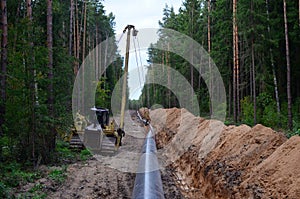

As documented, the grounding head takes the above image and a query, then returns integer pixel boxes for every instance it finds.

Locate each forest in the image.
[0,1,122,197]
[139,0,300,135]
[0,0,299,197]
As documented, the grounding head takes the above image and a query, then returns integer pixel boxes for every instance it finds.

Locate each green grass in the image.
[0,162,42,187]
[80,148,92,161]
[0,139,90,198]
[0,161,43,198]
[0,181,11,198]
[48,166,67,184]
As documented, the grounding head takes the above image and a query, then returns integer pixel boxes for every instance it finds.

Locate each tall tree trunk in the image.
[167,42,171,108]
[95,24,99,80]
[0,0,7,147]
[233,0,238,122]
[266,0,281,119]
[47,0,55,153]
[250,0,257,125]
[207,0,211,55]
[207,0,212,116]
[27,0,37,167]
[81,0,87,114]
[147,70,150,108]
[79,1,84,59]
[12,2,21,52]
[76,0,80,63]
[251,39,257,125]
[75,0,80,109]
[82,0,86,61]
[161,49,165,105]
[236,20,240,121]
[73,0,77,75]
[190,2,194,109]
[198,48,202,113]
[99,34,102,77]
[69,0,73,56]
[104,33,108,79]
[283,0,293,130]
[228,64,232,118]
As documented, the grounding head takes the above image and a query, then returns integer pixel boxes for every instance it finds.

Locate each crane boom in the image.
[120,25,136,130]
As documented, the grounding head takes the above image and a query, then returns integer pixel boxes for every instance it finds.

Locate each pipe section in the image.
[132,111,165,199]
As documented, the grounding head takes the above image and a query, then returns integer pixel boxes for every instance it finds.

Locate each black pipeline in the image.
[132,112,165,199]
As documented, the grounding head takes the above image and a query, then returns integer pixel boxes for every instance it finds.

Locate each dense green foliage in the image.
[0,0,299,196]
[0,1,124,195]
[0,0,121,166]
[0,139,91,198]
[139,0,300,132]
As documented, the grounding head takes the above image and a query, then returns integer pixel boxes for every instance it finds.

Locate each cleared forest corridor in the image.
[44,108,300,198]
[1,0,300,198]
[47,111,184,199]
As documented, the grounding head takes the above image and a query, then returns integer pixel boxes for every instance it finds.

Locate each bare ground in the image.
[46,111,184,198]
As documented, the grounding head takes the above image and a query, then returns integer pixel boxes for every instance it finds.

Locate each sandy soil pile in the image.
[151,108,300,199]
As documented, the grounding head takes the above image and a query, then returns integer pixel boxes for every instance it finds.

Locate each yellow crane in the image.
[82,25,137,154]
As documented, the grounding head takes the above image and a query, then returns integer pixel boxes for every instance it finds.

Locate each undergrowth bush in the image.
[240,93,284,129]
[49,166,67,184]
[0,162,41,188]
[241,96,254,126]
[0,139,86,198]
[80,148,92,161]
[0,181,11,198]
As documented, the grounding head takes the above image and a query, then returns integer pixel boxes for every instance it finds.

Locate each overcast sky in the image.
[103,0,183,34]
[102,0,183,100]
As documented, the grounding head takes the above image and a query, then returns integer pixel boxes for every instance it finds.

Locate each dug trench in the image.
[40,108,300,198]
[46,111,184,199]
[150,108,300,199]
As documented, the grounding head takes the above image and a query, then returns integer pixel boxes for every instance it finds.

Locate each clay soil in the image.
[150,108,300,199]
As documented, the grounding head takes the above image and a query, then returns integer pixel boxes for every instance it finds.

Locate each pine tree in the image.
[47,0,55,154]
[266,0,281,120]
[0,0,7,160]
[283,0,292,130]
[233,0,239,122]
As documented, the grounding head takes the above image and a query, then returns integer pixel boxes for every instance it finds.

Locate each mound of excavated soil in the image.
[150,108,299,199]
[239,135,300,199]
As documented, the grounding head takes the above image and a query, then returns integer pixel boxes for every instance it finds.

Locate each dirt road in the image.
[47,111,184,198]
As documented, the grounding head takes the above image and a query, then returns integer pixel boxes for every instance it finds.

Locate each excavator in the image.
[79,107,124,154]
[56,112,87,149]
[64,25,136,154]
[59,106,125,153]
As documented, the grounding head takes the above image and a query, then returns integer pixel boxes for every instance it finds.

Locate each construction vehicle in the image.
[66,25,136,154]
[69,112,87,149]
[83,25,135,154]
[95,107,125,149]
[56,112,87,149]
[58,108,124,153]
[83,107,125,155]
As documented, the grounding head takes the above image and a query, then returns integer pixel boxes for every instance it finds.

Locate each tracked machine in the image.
[63,107,124,154]
[83,107,125,155]
[56,112,87,150]
[69,25,137,154]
